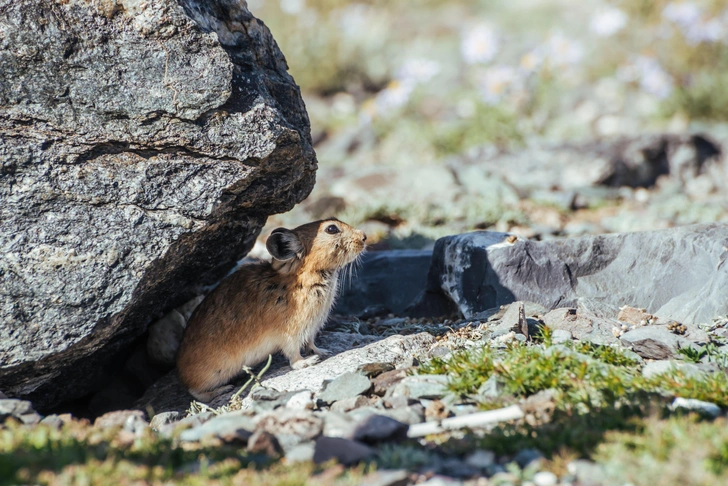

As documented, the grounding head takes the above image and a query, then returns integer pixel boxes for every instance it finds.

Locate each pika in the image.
[176,219,367,402]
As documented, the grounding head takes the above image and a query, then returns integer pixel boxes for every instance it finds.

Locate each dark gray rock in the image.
[0,398,42,424]
[318,372,372,405]
[463,134,722,193]
[513,448,545,469]
[408,224,728,326]
[0,0,317,410]
[178,413,255,443]
[620,326,698,360]
[313,437,374,465]
[335,250,432,315]
[353,414,408,444]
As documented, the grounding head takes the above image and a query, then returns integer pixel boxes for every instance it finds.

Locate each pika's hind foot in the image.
[309,343,332,358]
[290,354,321,370]
[189,384,234,403]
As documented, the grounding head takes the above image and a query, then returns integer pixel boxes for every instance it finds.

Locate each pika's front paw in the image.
[290,355,321,370]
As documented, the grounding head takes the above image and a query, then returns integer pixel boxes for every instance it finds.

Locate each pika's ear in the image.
[266,228,303,261]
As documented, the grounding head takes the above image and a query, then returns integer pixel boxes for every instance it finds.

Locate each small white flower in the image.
[461,24,500,64]
[619,56,674,99]
[279,0,305,15]
[477,65,518,104]
[519,50,544,73]
[397,58,441,84]
[544,32,584,66]
[662,2,702,28]
[375,79,416,112]
[590,7,628,37]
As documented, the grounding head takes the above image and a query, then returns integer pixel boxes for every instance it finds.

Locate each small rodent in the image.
[176,218,367,402]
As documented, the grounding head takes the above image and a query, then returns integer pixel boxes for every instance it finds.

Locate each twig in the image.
[407,405,524,438]
[231,354,273,402]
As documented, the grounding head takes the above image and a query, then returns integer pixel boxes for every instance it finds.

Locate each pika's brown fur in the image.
[176,219,367,402]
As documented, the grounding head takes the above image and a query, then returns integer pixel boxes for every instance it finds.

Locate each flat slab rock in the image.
[0,0,316,409]
[136,332,436,414]
[408,223,728,326]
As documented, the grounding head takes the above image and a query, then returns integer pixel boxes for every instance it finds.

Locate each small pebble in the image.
[533,471,559,486]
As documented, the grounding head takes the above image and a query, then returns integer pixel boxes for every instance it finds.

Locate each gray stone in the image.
[146,310,187,368]
[380,405,425,425]
[178,413,255,443]
[94,410,148,434]
[149,411,180,431]
[621,326,699,360]
[670,397,722,417]
[489,301,528,338]
[428,346,453,359]
[255,410,323,444]
[0,0,317,410]
[335,250,432,315]
[464,134,721,194]
[407,224,728,327]
[322,411,358,439]
[464,450,496,469]
[641,360,704,379]
[284,442,316,463]
[353,414,409,444]
[551,329,572,344]
[286,391,315,411]
[533,471,559,486]
[0,398,41,424]
[313,437,374,465]
[358,362,396,378]
[567,459,607,486]
[477,375,505,400]
[330,395,370,413]
[359,470,410,486]
[542,308,619,345]
[318,372,371,405]
[394,375,449,400]
[158,411,213,439]
[40,414,65,430]
[371,368,410,396]
[252,334,435,405]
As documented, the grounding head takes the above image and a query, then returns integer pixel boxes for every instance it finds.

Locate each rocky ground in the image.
[4,1,728,485]
[4,295,728,485]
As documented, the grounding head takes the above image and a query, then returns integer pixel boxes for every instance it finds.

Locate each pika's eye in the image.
[325,224,340,235]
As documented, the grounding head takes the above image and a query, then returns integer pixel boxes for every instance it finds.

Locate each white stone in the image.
[533,471,558,486]
[285,391,314,410]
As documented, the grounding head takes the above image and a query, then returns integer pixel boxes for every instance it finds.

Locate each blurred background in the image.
[249,0,728,250]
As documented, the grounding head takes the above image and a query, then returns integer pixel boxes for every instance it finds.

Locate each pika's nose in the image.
[362,233,367,242]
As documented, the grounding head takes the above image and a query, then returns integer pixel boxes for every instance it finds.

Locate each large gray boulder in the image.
[408,224,728,325]
[0,0,316,409]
